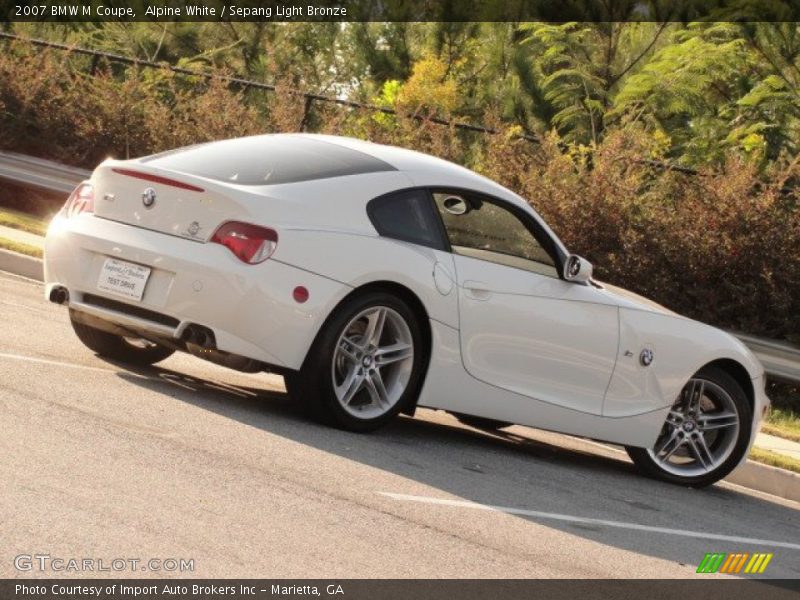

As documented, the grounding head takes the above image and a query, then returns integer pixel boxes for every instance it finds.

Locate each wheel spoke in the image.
[665,409,684,427]
[336,338,359,365]
[336,367,364,406]
[364,369,389,409]
[361,308,387,349]
[700,411,738,430]
[699,411,738,431]
[688,434,714,471]
[655,429,684,461]
[374,342,413,366]
[685,379,705,415]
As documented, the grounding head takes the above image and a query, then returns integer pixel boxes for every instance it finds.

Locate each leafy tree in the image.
[4,19,800,171]
[520,21,671,145]
[614,22,800,165]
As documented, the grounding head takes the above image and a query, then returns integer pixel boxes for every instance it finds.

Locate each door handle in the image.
[463,281,492,301]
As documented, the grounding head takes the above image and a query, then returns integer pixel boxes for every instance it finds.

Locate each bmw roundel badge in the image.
[142,187,157,209]
[640,348,654,367]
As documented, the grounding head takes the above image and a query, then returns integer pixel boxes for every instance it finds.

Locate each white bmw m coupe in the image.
[44,133,769,486]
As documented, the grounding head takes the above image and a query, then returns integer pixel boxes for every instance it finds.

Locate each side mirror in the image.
[563,254,593,283]
[442,195,470,215]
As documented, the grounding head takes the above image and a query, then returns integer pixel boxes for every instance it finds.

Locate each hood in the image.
[596,281,679,316]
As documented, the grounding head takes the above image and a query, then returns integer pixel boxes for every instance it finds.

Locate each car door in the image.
[431,190,619,415]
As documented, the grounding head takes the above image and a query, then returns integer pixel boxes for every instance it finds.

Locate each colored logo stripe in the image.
[697,553,726,573]
[697,553,774,574]
[744,553,774,574]
[720,553,749,574]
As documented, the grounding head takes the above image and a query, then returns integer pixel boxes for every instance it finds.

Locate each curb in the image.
[0,247,43,281]
[0,250,798,504]
[726,459,800,502]
[571,436,800,503]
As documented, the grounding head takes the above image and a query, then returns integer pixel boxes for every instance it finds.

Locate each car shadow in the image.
[110,360,800,580]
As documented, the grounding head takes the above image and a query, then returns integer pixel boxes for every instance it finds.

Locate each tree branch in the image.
[608,21,669,88]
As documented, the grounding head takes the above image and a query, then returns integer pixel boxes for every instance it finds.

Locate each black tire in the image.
[283,372,301,399]
[454,414,512,431]
[70,317,175,366]
[291,291,426,432]
[626,366,752,488]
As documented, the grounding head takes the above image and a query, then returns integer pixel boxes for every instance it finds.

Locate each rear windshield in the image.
[141,135,396,186]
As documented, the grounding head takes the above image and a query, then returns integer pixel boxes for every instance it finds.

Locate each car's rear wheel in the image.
[291,292,424,432]
[626,366,751,487]
[70,316,175,366]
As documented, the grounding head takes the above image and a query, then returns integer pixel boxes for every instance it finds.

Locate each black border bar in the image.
[2,0,800,23]
[3,580,800,600]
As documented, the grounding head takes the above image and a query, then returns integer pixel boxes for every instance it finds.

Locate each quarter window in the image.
[368,189,446,250]
[433,191,558,278]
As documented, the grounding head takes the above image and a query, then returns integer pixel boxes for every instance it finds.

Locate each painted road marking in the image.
[379,492,800,551]
[0,352,274,396]
[0,352,115,373]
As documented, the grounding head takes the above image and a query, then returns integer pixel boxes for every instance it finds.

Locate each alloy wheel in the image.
[331,306,414,419]
[647,377,741,477]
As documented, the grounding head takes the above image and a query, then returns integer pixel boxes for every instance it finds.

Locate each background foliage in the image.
[0,21,798,355]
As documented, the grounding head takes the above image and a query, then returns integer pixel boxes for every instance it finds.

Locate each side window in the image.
[433,191,558,278]
[368,189,445,250]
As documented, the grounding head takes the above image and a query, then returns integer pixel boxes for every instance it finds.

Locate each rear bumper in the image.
[44,214,351,370]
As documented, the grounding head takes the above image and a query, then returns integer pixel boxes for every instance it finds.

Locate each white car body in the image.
[44,133,769,455]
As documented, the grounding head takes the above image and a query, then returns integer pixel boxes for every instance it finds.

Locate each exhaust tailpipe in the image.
[181,324,215,348]
[49,286,69,305]
[180,323,262,373]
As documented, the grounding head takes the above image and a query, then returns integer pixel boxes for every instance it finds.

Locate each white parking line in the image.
[379,492,800,551]
[0,298,45,310]
[0,352,114,373]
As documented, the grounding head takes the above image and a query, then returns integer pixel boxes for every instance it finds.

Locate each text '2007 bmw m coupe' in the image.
[44,134,769,487]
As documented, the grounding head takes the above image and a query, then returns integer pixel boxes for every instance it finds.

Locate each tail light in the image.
[210,221,278,264]
[62,183,94,218]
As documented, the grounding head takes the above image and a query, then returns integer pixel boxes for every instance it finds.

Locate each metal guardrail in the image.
[0,150,89,194]
[733,333,800,385]
[0,150,798,384]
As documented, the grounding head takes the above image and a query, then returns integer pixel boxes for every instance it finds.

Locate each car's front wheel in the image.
[70,314,175,366]
[626,366,752,487]
[290,292,425,432]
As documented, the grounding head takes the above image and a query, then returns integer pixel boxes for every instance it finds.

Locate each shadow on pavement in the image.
[111,361,800,580]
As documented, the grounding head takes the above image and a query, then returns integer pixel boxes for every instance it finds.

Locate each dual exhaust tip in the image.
[48,287,215,350]
[181,324,216,349]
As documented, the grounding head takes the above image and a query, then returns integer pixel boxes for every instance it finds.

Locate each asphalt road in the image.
[1,271,799,579]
